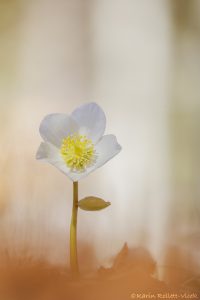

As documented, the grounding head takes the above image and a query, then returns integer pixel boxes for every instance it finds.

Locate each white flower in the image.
[36,102,121,181]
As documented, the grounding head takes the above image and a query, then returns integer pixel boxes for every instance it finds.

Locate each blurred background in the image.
[0,0,200,284]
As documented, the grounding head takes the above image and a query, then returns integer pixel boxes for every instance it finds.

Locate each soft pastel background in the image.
[0,0,200,284]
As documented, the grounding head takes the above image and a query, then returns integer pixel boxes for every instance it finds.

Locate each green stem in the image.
[70,181,79,276]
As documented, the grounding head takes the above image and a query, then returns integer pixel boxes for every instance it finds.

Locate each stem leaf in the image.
[78,196,111,211]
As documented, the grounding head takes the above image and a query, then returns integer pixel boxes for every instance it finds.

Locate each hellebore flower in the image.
[36,102,121,181]
[36,102,121,276]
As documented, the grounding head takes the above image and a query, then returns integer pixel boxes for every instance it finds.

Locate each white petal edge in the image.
[71,102,106,144]
[36,142,83,181]
[39,114,78,148]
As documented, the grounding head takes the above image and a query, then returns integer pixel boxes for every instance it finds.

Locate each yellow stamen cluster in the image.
[60,134,95,171]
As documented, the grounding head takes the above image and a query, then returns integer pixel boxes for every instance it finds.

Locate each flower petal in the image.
[71,102,106,144]
[95,134,122,168]
[36,142,85,182]
[39,114,78,147]
[69,134,122,181]
[36,135,121,182]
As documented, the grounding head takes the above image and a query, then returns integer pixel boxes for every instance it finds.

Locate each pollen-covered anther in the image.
[60,134,95,171]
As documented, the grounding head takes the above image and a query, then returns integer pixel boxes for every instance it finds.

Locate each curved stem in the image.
[70,181,79,276]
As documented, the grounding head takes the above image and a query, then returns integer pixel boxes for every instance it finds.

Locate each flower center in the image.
[60,134,95,171]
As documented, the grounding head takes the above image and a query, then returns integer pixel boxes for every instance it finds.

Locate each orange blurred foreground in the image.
[0,243,199,300]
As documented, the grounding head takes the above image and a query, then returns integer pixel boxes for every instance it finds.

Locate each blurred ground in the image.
[0,243,199,300]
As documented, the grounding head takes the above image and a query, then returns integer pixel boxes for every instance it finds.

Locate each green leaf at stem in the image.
[78,196,111,211]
